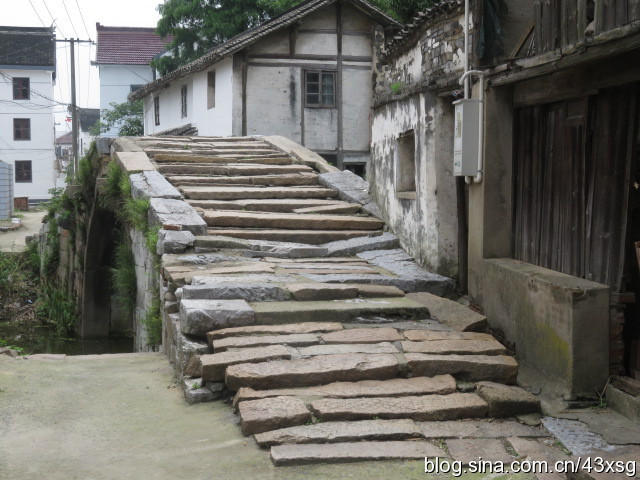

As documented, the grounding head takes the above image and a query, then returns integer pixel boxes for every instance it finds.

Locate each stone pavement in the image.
[0,210,45,252]
[110,135,640,474]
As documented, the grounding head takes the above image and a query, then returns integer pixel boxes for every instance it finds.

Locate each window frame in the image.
[15,160,32,183]
[207,70,216,110]
[13,77,30,100]
[304,70,337,109]
[130,84,143,94]
[13,118,31,141]
[154,97,160,126]
[180,85,188,118]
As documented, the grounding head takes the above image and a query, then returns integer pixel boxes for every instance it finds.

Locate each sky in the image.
[3,0,162,136]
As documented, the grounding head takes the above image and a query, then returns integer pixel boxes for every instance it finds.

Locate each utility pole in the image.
[56,38,93,176]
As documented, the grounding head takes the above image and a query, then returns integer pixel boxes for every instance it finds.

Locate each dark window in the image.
[154,97,160,126]
[130,84,143,93]
[15,161,32,183]
[305,70,336,108]
[13,78,30,100]
[345,163,367,179]
[181,85,188,118]
[13,118,31,140]
[320,153,338,166]
[207,71,216,109]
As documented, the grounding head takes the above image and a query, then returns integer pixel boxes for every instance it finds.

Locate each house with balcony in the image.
[0,26,57,202]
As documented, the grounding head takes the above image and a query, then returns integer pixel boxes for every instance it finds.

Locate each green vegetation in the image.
[90,100,144,137]
[112,238,137,316]
[36,284,76,337]
[142,293,163,350]
[390,82,404,95]
[153,0,434,75]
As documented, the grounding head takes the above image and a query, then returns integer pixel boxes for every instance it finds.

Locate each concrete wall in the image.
[0,68,57,200]
[99,65,154,137]
[143,57,234,137]
[0,160,12,220]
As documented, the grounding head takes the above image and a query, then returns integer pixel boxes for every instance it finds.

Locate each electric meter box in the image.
[453,99,481,176]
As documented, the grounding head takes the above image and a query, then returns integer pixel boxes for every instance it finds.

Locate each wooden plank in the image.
[534,0,544,53]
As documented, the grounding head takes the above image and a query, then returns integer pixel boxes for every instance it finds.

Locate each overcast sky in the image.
[4,0,162,136]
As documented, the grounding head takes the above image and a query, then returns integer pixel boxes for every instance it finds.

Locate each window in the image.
[305,70,336,108]
[130,84,143,93]
[154,97,160,126]
[207,71,216,109]
[396,129,416,196]
[13,78,30,100]
[13,119,31,140]
[15,161,32,183]
[320,153,338,167]
[345,163,367,179]
[181,85,188,118]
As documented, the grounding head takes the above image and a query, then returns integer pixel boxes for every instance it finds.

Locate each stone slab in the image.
[406,292,488,332]
[293,204,362,214]
[157,230,195,255]
[130,170,182,200]
[418,420,551,439]
[250,298,429,324]
[506,437,568,480]
[446,438,515,465]
[181,284,286,302]
[225,353,400,391]
[191,274,301,286]
[318,170,372,205]
[149,198,207,235]
[212,333,320,352]
[406,353,519,384]
[255,419,421,447]
[206,322,343,342]
[285,283,359,301]
[322,232,400,256]
[184,387,216,405]
[297,343,399,357]
[181,186,338,200]
[309,393,488,422]
[179,299,255,337]
[321,327,403,344]
[204,211,384,231]
[270,440,447,466]
[238,396,312,436]
[403,330,495,342]
[477,382,541,417]
[233,376,458,407]
[355,284,406,298]
[541,417,615,455]
[207,228,379,245]
[200,345,294,382]
[401,339,507,355]
[114,150,155,173]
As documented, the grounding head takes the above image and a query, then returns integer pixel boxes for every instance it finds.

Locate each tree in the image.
[90,100,144,137]
[152,0,432,76]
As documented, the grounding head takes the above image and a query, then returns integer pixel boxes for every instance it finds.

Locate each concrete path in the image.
[0,211,45,252]
[0,353,528,480]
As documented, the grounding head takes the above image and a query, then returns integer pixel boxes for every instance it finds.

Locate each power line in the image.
[60,0,80,38]
[27,0,47,28]
[73,0,92,39]
[40,0,67,38]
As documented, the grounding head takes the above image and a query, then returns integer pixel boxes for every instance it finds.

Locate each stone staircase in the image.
[137,135,554,467]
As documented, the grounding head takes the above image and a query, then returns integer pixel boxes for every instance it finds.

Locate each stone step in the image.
[158,163,313,176]
[297,343,400,357]
[203,211,384,231]
[199,345,295,381]
[405,353,519,384]
[400,339,507,355]
[238,396,312,436]
[225,353,401,391]
[206,322,343,342]
[212,333,320,352]
[249,297,430,324]
[320,327,404,344]
[282,283,405,301]
[182,186,338,200]
[293,204,362,215]
[309,393,488,422]
[164,263,276,287]
[418,419,550,439]
[233,376,458,407]
[255,419,422,447]
[186,198,355,213]
[147,148,282,157]
[403,330,496,342]
[206,228,382,245]
[167,173,319,187]
[269,441,447,466]
[154,154,294,165]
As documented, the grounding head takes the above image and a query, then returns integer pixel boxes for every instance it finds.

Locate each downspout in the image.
[461,0,486,184]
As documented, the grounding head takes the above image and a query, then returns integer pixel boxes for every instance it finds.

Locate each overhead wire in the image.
[60,0,80,38]
[40,0,67,38]
[27,0,48,28]
[73,0,92,39]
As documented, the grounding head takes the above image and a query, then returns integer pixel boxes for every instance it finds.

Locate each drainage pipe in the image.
[459,70,485,184]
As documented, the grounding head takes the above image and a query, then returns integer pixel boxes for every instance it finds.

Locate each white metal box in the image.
[453,99,481,176]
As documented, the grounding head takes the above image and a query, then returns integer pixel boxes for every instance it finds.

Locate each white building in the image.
[131,0,399,174]
[94,24,170,137]
[0,26,57,201]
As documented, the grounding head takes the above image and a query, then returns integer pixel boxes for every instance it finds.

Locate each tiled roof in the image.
[95,23,172,65]
[78,108,100,132]
[0,26,55,67]
[130,0,399,101]
[56,131,73,144]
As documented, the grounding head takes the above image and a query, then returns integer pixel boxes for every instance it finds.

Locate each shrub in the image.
[36,283,76,337]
